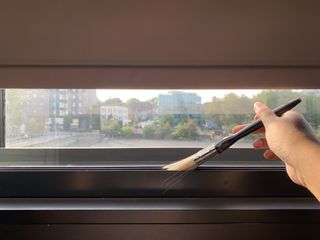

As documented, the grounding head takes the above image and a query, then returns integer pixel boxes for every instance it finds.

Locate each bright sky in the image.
[96,89,262,103]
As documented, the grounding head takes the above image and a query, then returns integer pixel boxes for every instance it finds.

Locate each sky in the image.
[96,89,262,104]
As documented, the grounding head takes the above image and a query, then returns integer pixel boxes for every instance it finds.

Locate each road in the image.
[7,133,253,148]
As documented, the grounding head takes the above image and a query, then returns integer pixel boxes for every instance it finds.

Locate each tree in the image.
[172,119,199,140]
[148,97,158,105]
[142,125,156,139]
[202,94,254,131]
[120,125,134,138]
[127,98,157,122]
[102,120,122,137]
[185,119,199,139]
[304,93,320,129]
[103,98,123,106]
[127,98,140,107]
[253,90,302,109]
[172,122,188,139]
[6,89,28,137]
[155,122,172,139]
[159,114,175,127]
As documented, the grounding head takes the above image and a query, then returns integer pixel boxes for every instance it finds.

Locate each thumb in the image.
[254,102,277,126]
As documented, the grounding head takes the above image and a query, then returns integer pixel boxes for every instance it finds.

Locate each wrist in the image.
[295,139,320,200]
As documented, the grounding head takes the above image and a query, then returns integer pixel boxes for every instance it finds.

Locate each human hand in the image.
[232,102,320,188]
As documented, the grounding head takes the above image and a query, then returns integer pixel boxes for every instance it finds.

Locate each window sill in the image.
[0,197,319,224]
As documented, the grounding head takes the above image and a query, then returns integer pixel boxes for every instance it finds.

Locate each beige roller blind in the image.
[0,66,320,89]
[1,0,320,88]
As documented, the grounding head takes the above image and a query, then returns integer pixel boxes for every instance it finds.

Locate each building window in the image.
[4,89,315,150]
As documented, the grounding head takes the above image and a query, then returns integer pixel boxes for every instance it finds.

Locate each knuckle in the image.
[257,107,271,118]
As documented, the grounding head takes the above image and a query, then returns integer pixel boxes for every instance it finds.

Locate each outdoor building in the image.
[22,89,99,133]
[48,89,99,131]
[25,89,50,118]
[158,91,202,118]
[100,106,129,126]
[127,101,158,122]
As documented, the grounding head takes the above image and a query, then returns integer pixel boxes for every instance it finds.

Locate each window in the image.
[1,93,316,199]
[59,102,66,108]
[0,68,317,193]
[5,89,314,149]
[0,86,315,177]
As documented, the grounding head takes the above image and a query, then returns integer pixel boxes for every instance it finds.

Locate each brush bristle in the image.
[162,156,197,171]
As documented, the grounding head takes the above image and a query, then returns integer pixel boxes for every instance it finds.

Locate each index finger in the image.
[232,124,266,134]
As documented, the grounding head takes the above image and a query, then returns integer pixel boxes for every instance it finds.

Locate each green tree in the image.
[253,90,302,109]
[159,114,175,127]
[172,119,199,139]
[142,125,156,139]
[120,125,134,138]
[304,93,320,129]
[202,94,254,131]
[148,97,158,105]
[185,119,199,139]
[127,98,158,122]
[104,98,123,106]
[127,98,140,105]
[155,122,172,139]
[102,120,122,137]
[172,122,188,139]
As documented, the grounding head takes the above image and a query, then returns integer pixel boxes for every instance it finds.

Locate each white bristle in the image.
[162,155,197,171]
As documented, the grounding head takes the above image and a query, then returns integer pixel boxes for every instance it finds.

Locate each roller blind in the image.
[1,0,320,88]
[1,66,320,89]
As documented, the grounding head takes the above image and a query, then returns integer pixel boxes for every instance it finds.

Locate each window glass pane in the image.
[5,89,313,149]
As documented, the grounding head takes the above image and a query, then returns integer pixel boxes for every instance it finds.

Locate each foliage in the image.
[120,125,134,138]
[185,119,199,138]
[126,98,157,122]
[172,119,199,139]
[202,93,254,130]
[142,124,156,139]
[155,122,172,139]
[102,120,122,137]
[159,114,175,127]
[252,90,301,109]
[303,93,320,129]
[103,98,123,106]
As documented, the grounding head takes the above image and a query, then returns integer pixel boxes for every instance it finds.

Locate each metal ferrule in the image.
[193,144,218,166]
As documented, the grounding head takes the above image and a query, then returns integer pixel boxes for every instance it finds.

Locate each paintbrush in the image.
[163,97,302,171]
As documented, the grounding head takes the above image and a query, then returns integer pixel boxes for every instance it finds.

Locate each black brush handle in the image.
[214,97,302,153]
